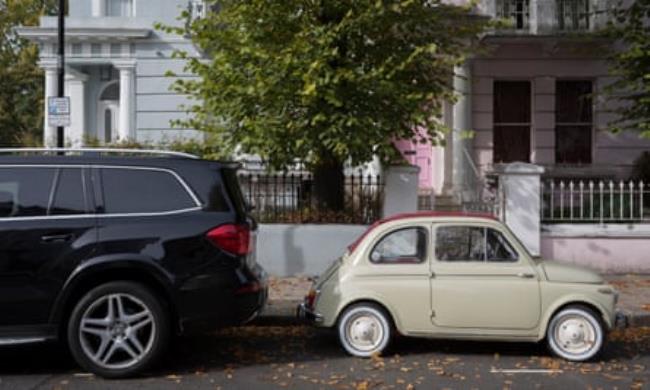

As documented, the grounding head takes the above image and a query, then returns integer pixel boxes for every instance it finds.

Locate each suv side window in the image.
[370,227,427,264]
[50,168,87,215]
[436,226,518,262]
[0,167,55,218]
[100,168,197,214]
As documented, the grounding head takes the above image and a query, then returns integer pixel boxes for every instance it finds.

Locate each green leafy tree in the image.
[164,0,488,210]
[605,0,650,138]
[0,0,58,146]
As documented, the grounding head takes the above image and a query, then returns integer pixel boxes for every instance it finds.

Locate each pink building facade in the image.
[399,0,650,272]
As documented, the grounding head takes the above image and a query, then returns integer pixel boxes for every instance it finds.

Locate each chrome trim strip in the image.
[0,147,199,159]
[0,164,204,219]
[0,337,47,346]
[0,207,202,222]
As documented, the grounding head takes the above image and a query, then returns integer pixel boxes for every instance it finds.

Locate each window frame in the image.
[104,0,135,17]
[496,0,531,30]
[493,80,533,164]
[555,79,594,164]
[368,226,429,265]
[556,0,591,31]
[432,223,521,264]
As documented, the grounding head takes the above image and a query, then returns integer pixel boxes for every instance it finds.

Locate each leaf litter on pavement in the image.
[158,325,650,389]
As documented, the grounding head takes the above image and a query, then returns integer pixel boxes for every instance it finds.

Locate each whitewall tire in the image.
[546,305,604,362]
[337,303,392,358]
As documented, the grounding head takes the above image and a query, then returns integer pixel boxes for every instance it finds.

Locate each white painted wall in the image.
[256,224,368,277]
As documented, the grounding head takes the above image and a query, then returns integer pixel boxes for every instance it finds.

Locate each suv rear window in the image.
[0,167,55,218]
[100,168,197,214]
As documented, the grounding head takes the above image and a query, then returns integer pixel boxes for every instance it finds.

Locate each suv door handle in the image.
[517,272,536,279]
[41,233,74,243]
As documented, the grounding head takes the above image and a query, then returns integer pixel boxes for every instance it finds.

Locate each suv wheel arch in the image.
[51,261,177,339]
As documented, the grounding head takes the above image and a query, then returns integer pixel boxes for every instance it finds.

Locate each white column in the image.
[64,71,88,147]
[116,64,135,141]
[43,66,58,148]
[451,62,473,199]
[92,0,104,17]
[442,100,454,194]
[496,163,545,256]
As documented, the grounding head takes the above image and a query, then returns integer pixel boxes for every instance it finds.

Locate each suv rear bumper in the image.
[177,264,268,333]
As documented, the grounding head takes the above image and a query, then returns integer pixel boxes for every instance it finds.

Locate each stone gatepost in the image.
[382,165,420,218]
[495,163,545,256]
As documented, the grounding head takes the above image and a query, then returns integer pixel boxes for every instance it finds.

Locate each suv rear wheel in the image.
[67,281,170,378]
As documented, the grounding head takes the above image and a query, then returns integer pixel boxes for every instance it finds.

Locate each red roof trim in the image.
[347,211,497,253]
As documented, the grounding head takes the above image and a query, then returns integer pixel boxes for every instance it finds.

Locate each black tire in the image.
[67,281,170,378]
[337,303,393,358]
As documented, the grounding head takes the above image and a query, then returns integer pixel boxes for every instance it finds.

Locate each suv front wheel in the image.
[67,281,170,378]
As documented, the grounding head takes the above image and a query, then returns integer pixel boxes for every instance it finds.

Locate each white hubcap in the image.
[346,314,384,352]
[554,315,596,355]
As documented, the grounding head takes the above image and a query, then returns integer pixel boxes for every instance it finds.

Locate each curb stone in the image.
[628,311,650,328]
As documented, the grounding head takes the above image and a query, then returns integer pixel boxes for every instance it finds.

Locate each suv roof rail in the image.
[0,148,200,159]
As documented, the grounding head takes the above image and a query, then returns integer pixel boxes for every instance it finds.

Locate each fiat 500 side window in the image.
[435,226,518,262]
[369,227,427,264]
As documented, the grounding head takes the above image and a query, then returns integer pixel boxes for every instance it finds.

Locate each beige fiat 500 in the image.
[299,212,622,362]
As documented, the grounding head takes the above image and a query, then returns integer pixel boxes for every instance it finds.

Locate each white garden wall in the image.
[256,224,368,277]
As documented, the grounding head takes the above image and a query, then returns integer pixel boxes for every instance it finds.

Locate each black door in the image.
[0,166,97,326]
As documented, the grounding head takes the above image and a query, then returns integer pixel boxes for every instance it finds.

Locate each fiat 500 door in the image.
[429,223,541,331]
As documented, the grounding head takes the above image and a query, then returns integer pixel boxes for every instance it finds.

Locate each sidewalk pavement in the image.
[258,274,650,327]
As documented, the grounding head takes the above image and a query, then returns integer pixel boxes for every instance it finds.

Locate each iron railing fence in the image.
[238,172,384,224]
[542,179,650,224]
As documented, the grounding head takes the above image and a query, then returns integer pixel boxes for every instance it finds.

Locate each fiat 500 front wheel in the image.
[337,303,393,358]
[546,305,605,362]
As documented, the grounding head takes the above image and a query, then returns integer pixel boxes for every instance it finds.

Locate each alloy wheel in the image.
[78,293,156,370]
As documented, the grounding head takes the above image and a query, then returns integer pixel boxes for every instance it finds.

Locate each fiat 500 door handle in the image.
[517,272,536,279]
[41,233,75,243]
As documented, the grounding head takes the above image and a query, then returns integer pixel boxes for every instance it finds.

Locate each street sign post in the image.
[48,97,71,128]
[57,0,65,148]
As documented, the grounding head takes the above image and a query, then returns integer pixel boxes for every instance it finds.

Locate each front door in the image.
[98,101,119,143]
[0,166,96,326]
[430,223,541,331]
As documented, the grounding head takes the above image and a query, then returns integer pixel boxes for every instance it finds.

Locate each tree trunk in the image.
[312,153,345,212]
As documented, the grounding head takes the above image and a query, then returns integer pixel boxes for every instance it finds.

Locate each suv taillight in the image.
[206,224,251,256]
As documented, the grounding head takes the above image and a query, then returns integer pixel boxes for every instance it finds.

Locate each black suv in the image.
[0,148,267,378]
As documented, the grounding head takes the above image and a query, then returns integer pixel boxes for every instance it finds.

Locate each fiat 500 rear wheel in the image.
[67,281,170,378]
[338,303,392,357]
[546,305,604,362]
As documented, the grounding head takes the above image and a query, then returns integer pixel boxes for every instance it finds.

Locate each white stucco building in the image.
[17,0,207,147]
[16,0,650,193]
